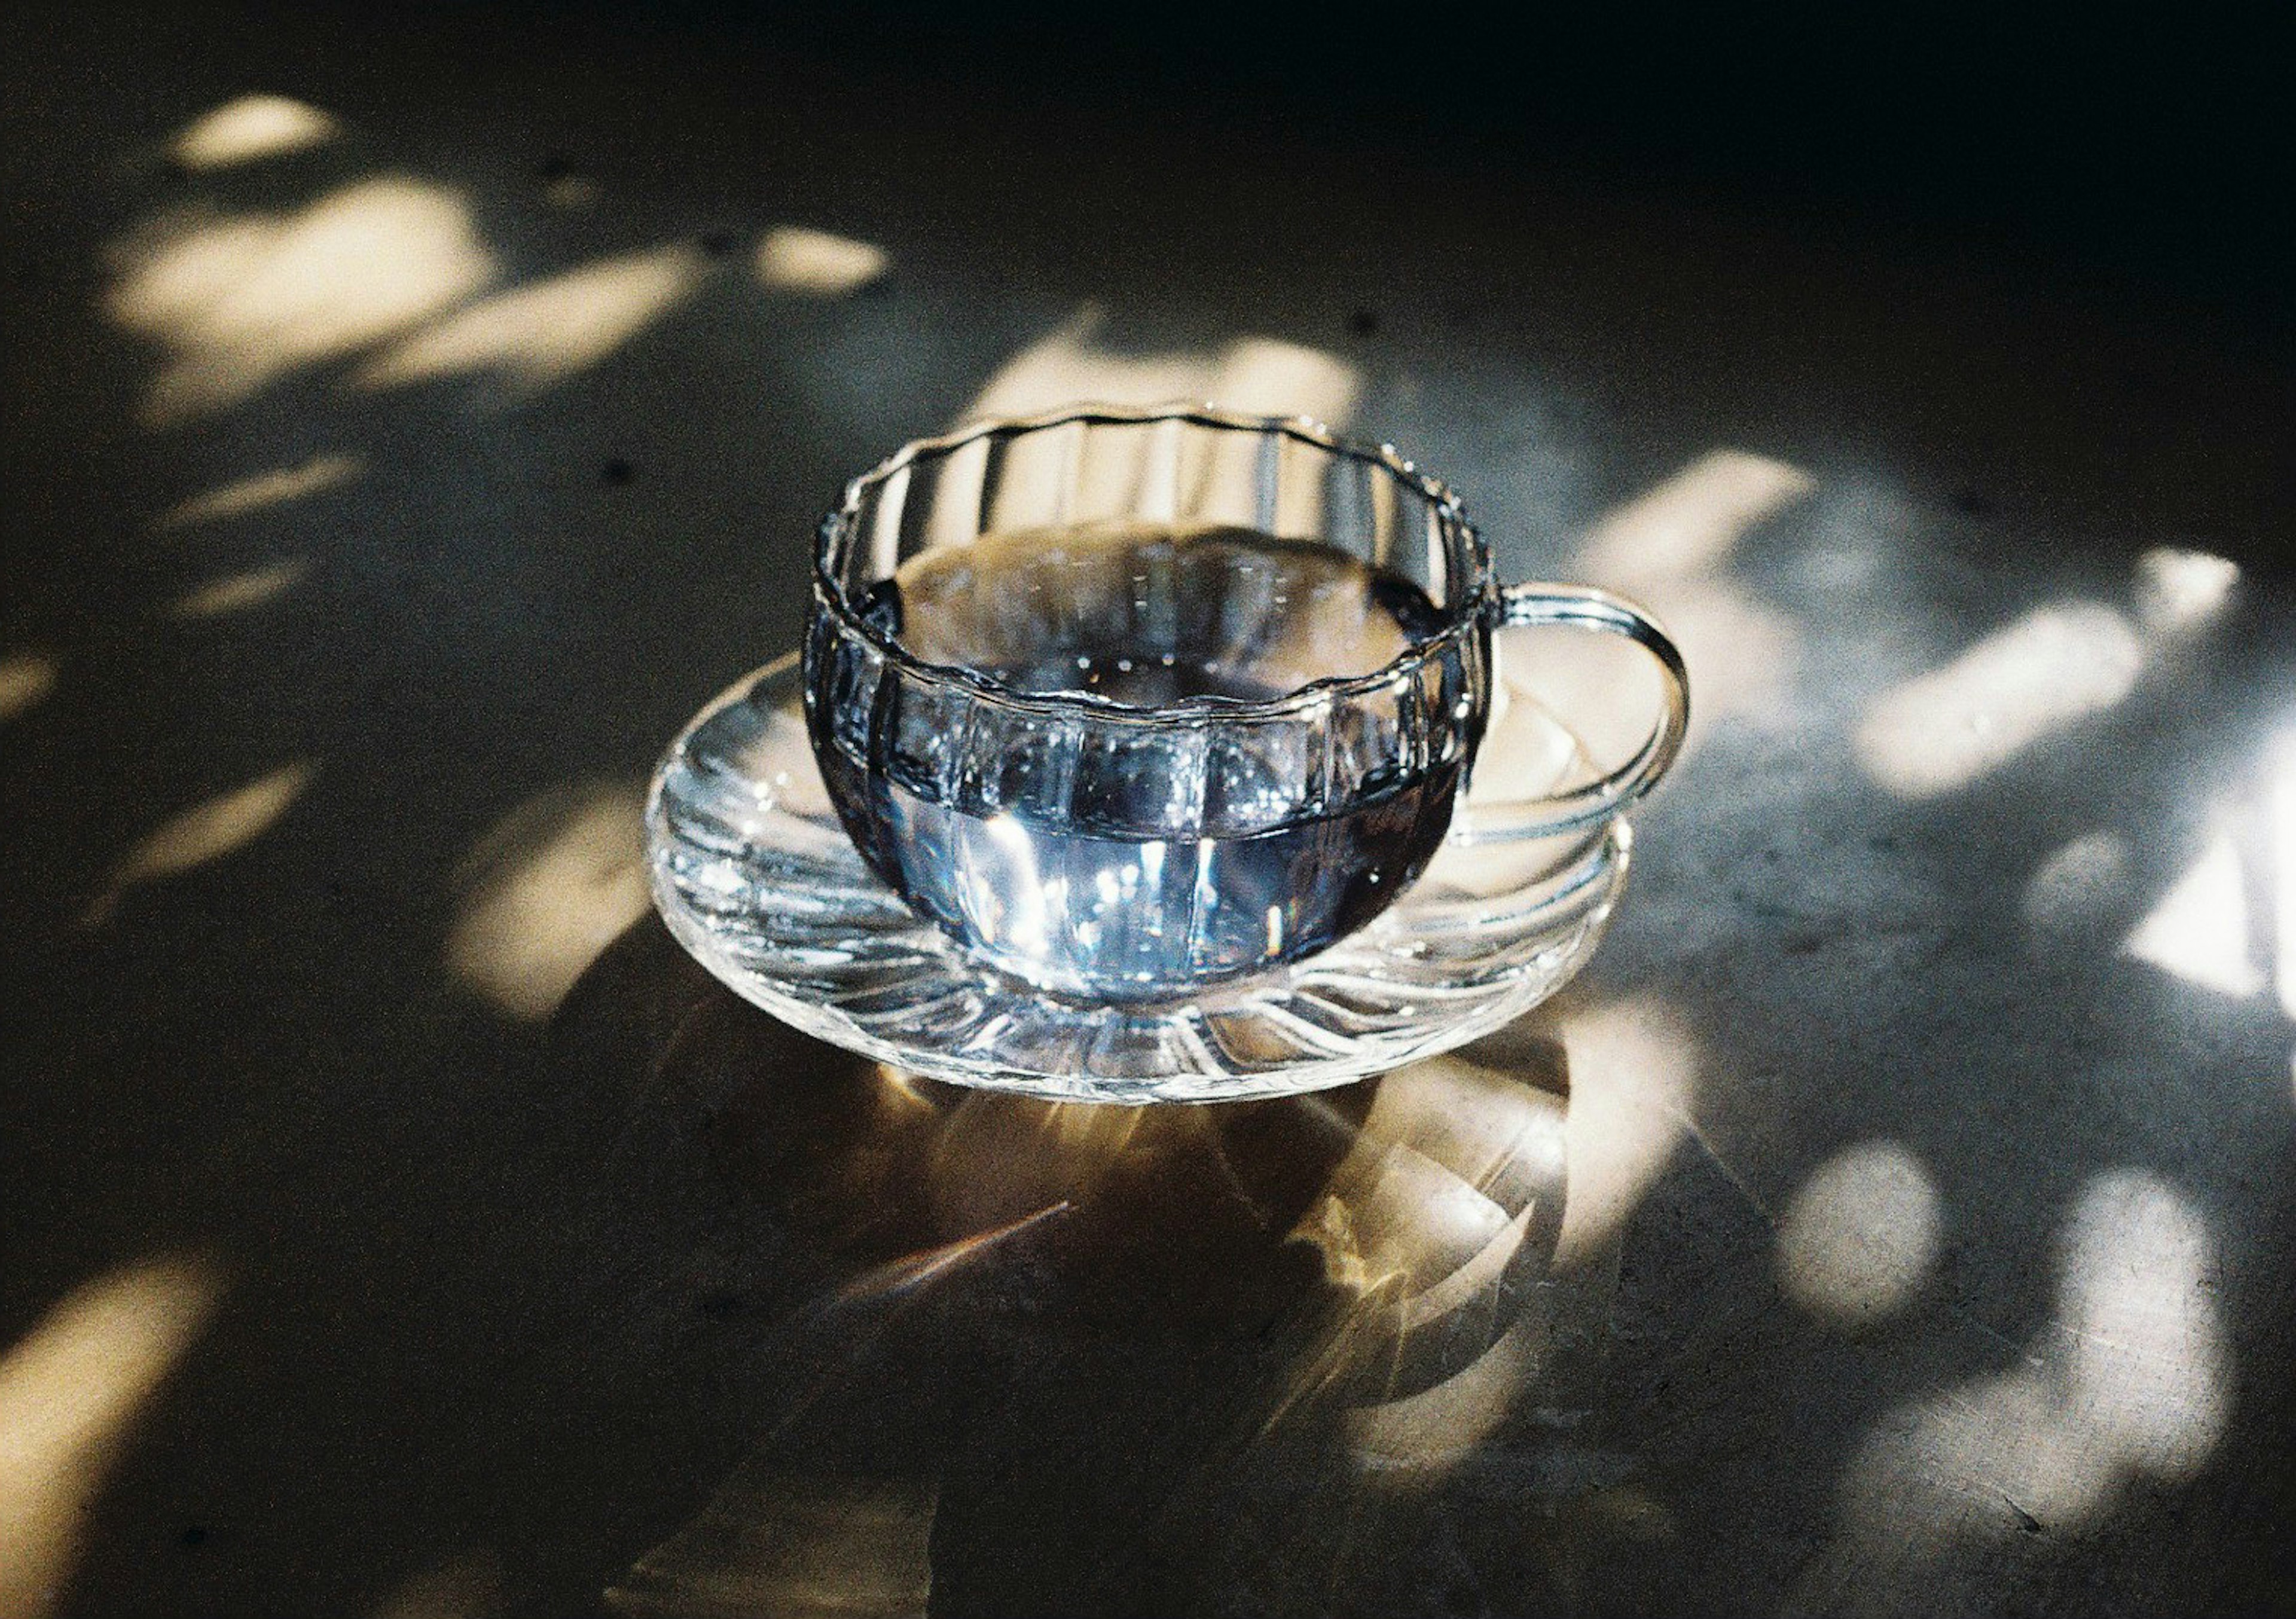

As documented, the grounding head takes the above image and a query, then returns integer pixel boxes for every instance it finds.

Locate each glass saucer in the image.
[647,655,1629,1102]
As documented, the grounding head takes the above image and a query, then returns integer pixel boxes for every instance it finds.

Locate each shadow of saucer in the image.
[544,915,1599,1618]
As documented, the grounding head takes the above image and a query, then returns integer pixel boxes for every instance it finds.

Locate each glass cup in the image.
[802,404,1687,1001]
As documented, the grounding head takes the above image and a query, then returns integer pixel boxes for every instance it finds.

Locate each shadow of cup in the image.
[558,917,1583,1615]
[560,912,1576,1385]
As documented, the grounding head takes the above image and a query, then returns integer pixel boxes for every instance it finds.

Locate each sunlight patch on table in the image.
[1554,998,1696,1269]
[755,226,890,296]
[157,453,363,530]
[2020,830,2133,937]
[609,1468,935,1619]
[1569,451,1813,725]
[447,783,650,1022]
[170,94,339,170]
[2271,735,2296,1022]
[2057,1170,2227,1479]
[0,655,58,724]
[1775,1140,1940,1327]
[1208,337,1361,426]
[107,177,494,422]
[88,761,317,924]
[166,558,309,619]
[1824,1169,2223,1582]
[359,245,701,390]
[2135,546,2239,637]
[1577,450,1815,581]
[0,1257,225,1619]
[964,304,1359,428]
[2121,828,2264,999]
[1856,603,2143,798]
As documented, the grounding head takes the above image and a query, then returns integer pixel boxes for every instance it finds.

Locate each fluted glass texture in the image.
[802,407,1493,998]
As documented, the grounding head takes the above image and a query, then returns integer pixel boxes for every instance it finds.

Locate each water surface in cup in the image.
[869,521,1446,701]
[819,521,1468,997]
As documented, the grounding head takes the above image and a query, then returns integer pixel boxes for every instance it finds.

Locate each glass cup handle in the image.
[1449,582,1692,844]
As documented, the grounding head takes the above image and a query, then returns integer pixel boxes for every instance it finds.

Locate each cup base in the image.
[649,655,1629,1103]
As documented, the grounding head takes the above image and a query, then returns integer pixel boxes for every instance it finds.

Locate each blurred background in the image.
[3,4,2292,1616]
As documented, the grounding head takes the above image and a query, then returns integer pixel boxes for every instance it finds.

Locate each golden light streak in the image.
[358,245,701,390]
[87,762,317,925]
[445,784,650,1022]
[169,95,338,170]
[828,1202,1071,1309]
[107,177,494,421]
[157,453,362,530]
[754,227,890,296]
[0,1257,225,1619]
[165,558,309,619]
[0,655,58,723]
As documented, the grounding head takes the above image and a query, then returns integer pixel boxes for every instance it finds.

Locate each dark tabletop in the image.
[3,7,2293,1616]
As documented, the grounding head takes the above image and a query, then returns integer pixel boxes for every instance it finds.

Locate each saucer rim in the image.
[646,654,1629,1103]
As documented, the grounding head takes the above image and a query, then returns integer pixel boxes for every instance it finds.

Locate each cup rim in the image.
[812,401,1493,725]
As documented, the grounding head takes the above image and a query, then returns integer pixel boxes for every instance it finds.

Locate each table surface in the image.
[5,10,2294,1617]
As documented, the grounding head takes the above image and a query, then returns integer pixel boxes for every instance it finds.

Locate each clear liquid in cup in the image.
[817,522,1468,997]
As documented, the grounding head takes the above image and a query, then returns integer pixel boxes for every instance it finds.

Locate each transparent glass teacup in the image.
[802,404,1687,1001]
